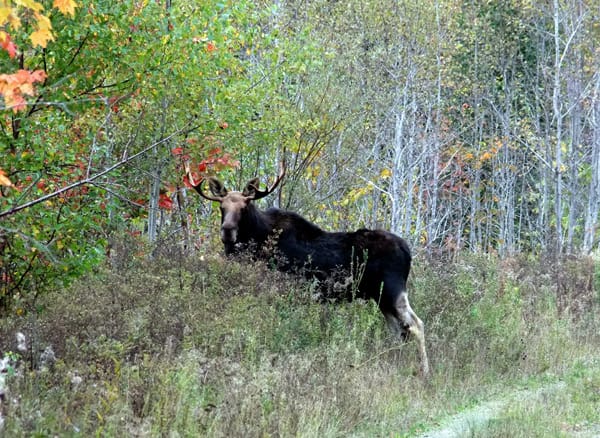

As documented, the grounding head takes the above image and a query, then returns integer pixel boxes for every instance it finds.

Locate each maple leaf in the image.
[0,6,21,29]
[0,7,11,26]
[14,0,45,12]
[0,69,47,111]
[0,82,27,111]
[0,169,14,187]
[0,31,17,58]
[30,29,54,48]
[53,0,77,17]
[29,69,47,82]
[35,12,52,31]
[28,12,54,47]
[158,192,173,210]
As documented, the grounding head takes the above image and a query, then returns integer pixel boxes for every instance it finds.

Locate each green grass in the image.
[1,247,599,436]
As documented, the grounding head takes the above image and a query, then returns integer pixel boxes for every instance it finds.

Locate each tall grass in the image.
[0,245,599,436]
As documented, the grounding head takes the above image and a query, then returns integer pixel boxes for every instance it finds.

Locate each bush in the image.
[0,245,599,436]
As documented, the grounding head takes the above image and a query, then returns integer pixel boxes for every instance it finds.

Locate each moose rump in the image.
[187,167,430,377]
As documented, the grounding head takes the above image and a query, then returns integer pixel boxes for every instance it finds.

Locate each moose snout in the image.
[220,223,238,244]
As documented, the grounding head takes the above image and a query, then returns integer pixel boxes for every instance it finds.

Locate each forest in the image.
[1,0,600,306]
[1,0,599,436]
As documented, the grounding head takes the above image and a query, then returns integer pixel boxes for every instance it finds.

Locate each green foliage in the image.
[0,0,327,315]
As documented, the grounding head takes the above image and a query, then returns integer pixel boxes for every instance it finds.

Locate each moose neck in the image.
[235,202,273,246]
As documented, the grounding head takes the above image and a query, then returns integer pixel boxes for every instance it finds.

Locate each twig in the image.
[0,127,197,219]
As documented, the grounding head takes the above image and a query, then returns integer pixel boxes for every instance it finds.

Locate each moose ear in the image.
[208,177,228,197]
[242,178,260,197]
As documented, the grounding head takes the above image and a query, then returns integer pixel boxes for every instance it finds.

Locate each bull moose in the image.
[187,165,430,377]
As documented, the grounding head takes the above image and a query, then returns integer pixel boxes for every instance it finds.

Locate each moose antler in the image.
[249,160,286,200]
[185,161,224,202]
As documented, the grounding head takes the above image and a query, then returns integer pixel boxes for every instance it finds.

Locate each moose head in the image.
[187,163,285,252]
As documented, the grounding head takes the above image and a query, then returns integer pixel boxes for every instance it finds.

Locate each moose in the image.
[187,164,429,377]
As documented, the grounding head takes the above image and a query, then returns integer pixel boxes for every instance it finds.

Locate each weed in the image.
[0,245,598,436]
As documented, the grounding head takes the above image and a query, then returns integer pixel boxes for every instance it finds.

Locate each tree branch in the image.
[0,127,197,219]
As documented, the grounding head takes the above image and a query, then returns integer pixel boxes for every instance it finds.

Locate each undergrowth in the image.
[0,244,599,436]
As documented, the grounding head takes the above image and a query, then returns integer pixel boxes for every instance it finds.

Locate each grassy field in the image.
[1,244,599,437]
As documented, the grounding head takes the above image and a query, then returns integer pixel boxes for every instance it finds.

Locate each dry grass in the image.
[0,245,599,436]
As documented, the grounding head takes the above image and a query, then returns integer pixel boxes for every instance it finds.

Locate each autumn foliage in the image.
[0,69,47,111]
[0,0,78,111]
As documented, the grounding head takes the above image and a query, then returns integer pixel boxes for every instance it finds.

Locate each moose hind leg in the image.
[395,291,430,377]
[384,313,409,341]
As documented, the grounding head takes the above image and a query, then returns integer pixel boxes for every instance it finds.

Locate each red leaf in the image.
[158,192,173,210]
[171,147,184,156]
[0,32,17,59]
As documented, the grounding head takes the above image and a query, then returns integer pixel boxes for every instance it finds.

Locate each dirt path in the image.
[419,381,567,438]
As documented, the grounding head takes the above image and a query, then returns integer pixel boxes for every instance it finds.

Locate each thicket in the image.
[0,245,598,436]
[2,0,600,317]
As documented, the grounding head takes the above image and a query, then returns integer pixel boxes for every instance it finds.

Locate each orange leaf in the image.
[0,169,13,187]
[0,31,17,58]
[29,69,47,83]
[0,69,47,111]
[2,90,27,112]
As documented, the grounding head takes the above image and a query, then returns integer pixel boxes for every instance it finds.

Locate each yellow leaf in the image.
[380,168,392,179]
[0,7,20,29]
[30,29,54,48]
[53,0,77,17]
[8,14,21,30]
[14,0,44,12]
[0,7,11,26]
[34,12,52,32]
[480,151,493,162]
